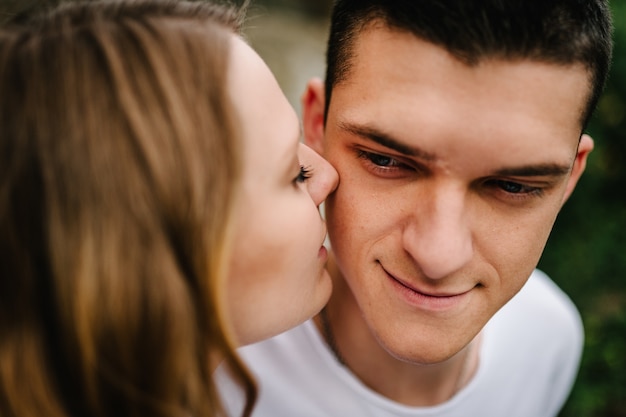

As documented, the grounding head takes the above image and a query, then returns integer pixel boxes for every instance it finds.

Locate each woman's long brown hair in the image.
[0,1,255,416]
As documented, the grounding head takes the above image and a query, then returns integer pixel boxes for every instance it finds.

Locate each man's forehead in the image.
[338,24,591,130]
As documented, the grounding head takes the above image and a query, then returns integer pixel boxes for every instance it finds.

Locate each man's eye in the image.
[371,154,394,166]
[358,150,400,168]
[492,179,539,195]
[497,180,523,193]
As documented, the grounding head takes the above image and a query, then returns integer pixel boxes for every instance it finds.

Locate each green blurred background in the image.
[539,1,626,415]
[1,0,623,415]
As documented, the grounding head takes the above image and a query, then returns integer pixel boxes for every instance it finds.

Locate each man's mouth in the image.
[380,263,474,311]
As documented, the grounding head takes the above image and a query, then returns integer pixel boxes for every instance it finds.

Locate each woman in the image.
[0,1,337,417]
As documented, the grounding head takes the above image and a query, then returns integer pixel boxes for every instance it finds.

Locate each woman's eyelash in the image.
[296,165,313,183]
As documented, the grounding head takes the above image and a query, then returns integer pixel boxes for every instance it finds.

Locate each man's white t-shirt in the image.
[217,269,583,417]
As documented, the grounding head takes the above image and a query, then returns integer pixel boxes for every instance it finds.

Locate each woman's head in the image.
[0,0,339,415]
[0,1,246,416]
[225,35,339,346]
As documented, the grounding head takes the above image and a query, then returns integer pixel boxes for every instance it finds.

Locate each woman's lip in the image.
[318,245,328,259]
[318,225,328,258]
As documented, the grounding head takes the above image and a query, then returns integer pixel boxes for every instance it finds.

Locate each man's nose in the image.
[402,183,473,280]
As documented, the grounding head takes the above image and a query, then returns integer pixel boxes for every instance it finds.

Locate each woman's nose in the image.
[299,143,338,206]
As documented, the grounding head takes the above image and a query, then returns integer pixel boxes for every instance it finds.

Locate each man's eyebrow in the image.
[339,121,573,177]
[493,163,572,177]
[338,121,436,160]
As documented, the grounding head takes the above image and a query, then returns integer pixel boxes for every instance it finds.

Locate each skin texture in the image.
[226,35,339,347]
[303,25,593,405]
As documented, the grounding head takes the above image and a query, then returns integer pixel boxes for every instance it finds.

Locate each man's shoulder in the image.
[471,269,584,416]
[507,269,582,328]
[234,319,327,379]
[488,268,584,354]
[216,322,324,416]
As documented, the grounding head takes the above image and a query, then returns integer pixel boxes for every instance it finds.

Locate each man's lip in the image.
[382,265,472,298]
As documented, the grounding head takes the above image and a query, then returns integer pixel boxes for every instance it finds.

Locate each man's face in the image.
[304,25,593,364]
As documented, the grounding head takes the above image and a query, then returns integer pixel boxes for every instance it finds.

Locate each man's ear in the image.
[301,77,326,154]
[561,133,594,204]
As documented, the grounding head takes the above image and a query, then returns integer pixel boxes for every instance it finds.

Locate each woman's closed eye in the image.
[295,165,312,183]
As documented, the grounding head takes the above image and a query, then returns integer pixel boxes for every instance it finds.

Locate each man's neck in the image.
[315,256,481,406]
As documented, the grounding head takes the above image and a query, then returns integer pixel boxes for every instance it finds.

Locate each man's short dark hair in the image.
[325,0,613,129]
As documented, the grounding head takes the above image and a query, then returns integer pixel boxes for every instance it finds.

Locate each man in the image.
[218,1,613,416]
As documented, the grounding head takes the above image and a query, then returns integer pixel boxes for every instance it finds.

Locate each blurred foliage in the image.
[253,0,331,18]
[539,1,626,416]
